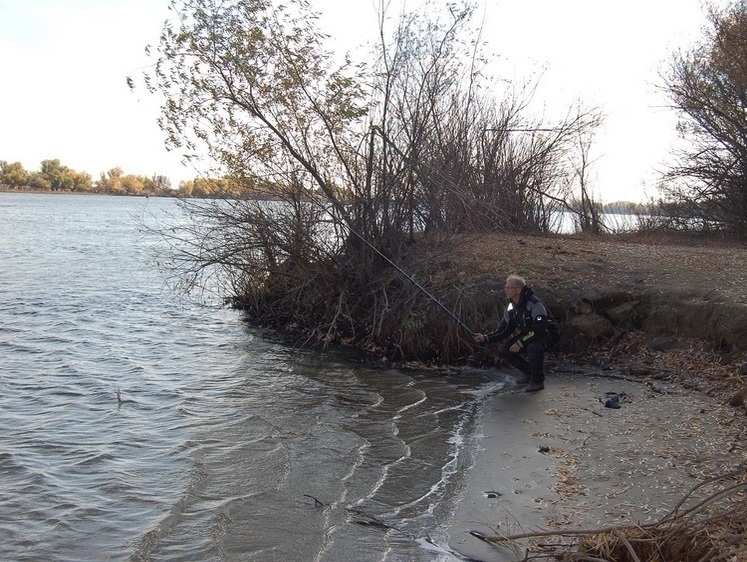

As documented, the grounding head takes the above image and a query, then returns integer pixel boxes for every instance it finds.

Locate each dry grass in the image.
[565,463,747,562]
[595,330,747,407]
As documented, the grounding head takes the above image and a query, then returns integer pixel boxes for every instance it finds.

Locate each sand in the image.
[443,370,745,561]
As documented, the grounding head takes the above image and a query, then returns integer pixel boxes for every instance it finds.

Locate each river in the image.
[0,193,515,561]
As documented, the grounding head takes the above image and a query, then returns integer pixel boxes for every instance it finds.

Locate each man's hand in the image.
[510,342,523,353]
[473,333,486,344]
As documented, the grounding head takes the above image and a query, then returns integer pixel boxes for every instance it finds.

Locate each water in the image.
[0,193,511,561]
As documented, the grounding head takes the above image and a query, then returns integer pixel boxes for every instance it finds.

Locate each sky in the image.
[0,0,725,202]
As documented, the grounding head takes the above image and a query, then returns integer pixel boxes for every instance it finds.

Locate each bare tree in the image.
[662,0,747,237]
[567,107,605,234]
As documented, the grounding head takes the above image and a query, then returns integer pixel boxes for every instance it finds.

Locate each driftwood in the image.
[472,463,747,561]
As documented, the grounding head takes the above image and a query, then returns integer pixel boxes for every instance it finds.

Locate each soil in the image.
[448,231,747,351]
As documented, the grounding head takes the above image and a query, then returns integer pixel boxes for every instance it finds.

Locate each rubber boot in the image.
[525,381,545,392]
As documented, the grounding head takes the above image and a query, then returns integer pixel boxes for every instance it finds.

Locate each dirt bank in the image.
[429,231,747,418]
[447,231,747,353]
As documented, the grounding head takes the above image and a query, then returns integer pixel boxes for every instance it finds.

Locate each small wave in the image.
[129,462,211,561]
[70,452,116,467]
[462,380,509,398]
[48,388,86,398]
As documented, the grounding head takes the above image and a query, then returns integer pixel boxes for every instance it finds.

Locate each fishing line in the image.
[317,198,476,337]
[347,223,474,337]
[302,166,475,337]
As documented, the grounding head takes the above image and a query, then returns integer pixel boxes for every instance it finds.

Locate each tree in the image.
[565,107,605,234]
[0,161,30,188]
[145,174,172,195]
[70,170,93,192]
[98,168,161,195]
[140,0,599,358]
[662,0,747,236]
[96,167,125,194]
[38,159,74,191]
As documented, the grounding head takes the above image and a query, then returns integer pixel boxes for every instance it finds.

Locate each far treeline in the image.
[0,158,654,215]
[0,159,241,198]
[0,158,702,220]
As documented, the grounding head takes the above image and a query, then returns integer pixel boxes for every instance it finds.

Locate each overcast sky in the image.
[0,0,725,202]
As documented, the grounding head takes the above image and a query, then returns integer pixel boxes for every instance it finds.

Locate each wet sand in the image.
[443,370,743,561]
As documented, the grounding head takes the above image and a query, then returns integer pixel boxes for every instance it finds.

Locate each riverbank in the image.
[320,229,747,365]
[441,361,746,561]
[444,231,747,354]
[429,232,747,560]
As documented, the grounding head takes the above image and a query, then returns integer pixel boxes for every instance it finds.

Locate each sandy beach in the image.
[443,368,745,561]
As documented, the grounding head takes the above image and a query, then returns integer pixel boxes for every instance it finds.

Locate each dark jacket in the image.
[484,286,554,347]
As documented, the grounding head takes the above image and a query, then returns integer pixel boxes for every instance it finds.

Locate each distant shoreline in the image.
[0,187,163,197]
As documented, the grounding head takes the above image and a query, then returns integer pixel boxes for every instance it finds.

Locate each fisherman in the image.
[473,274,557,392]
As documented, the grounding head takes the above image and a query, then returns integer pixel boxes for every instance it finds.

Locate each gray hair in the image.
[506,274,526,287]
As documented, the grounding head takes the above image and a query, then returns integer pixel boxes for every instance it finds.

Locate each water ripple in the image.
[0,194,507,562]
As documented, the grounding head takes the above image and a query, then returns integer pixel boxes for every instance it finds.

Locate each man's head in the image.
[504,274,526,302]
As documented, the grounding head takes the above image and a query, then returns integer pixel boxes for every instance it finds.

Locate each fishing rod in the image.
[346,226,475,337]
[308,191,475,337]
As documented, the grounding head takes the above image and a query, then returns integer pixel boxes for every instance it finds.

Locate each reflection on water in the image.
[0,193,511,561]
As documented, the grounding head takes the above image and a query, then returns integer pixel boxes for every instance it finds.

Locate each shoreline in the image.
[0,187,158,196]
[441,367,745,561]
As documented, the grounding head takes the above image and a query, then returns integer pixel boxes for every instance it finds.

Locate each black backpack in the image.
[545,310,561,347]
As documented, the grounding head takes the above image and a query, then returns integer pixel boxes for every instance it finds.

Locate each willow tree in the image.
[139,0,597,358]
[662,0,747,236]
[0,161,30,189]
[143,0,372,329]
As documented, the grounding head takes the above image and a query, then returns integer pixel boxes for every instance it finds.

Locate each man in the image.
[473,274,556,392]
